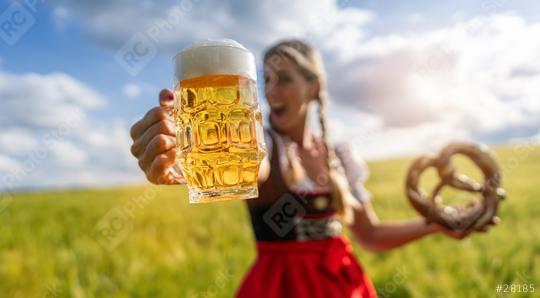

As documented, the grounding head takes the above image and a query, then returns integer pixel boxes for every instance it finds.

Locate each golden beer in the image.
[173,40,266,203]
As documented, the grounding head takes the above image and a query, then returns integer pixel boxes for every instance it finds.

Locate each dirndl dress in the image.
[236,129,378,298]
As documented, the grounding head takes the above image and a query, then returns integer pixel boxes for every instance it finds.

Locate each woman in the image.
[129,39,496,298]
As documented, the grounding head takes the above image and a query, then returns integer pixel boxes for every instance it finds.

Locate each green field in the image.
[1,143,539,298]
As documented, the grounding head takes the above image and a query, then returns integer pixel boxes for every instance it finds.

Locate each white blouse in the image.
[263,129,371,204]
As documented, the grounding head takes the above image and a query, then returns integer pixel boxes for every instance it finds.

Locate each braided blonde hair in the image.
[264,39,356,223]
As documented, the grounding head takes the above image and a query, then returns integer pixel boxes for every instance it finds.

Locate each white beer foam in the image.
[175,39,257,81]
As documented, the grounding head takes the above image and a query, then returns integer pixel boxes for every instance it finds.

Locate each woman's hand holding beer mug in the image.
[130,89,186,185]
[129,87,271,188]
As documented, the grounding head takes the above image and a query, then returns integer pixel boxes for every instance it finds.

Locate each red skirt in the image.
[236,235,378,298]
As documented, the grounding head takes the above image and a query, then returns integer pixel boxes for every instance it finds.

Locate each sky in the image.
[0,0,539,190]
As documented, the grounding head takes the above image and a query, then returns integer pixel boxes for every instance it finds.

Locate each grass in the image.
[0,143,539,297]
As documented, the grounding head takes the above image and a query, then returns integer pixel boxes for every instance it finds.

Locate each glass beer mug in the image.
[173,39,266,203]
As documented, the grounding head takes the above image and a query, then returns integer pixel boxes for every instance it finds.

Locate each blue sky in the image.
[1,0,539,190]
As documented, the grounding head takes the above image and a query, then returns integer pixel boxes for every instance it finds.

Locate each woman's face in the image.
[263,55,317,133]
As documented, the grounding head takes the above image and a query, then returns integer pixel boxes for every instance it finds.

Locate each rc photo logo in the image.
[114,0,202,76]
[91,207,134,251]
[0,1,40,46]
[263,193,306,237]
[114,32,158,77]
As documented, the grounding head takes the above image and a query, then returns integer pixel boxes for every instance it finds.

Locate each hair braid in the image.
[317,95,353,223]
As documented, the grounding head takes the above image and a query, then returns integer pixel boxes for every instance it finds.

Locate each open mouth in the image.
[272,106,286,117]
[270,103,287,118]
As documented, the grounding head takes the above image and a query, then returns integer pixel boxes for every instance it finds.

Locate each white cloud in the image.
[123,83,141,98]
[0,128,38,155]
[0,71,141,190]
[0,71,105,129]
[50,141,88,167]
[0,155,20,173]
[350,122,472,160]
[318,13,540,158]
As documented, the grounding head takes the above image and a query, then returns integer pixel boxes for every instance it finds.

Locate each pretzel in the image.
[405,143,505,231]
